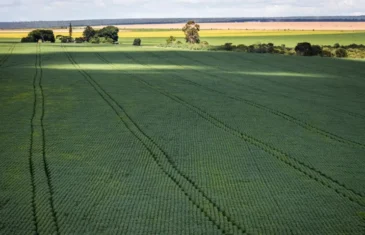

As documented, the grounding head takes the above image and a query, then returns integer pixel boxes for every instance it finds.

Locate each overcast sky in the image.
[0,0,364,22]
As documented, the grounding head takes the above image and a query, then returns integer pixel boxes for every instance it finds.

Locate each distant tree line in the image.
[2,16,365,29]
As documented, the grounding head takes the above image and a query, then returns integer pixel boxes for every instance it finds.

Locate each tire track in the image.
[112,51,365,205]
[63,46,246,235]
[29,44,59,235]
[28,43,39,235]
[0,43,16,68]
[38,45,60,234]
[149,51,365,150]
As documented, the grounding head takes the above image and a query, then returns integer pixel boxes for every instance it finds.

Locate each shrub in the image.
[75,37,86,43]
[90,36,100,44]
[236,44,248,52]
[60,36,74,43]
[100,37,114,44]
[20,37,34,43]
[295,42,312,56]
[176,41,182,45]
[166,36,176,44]
[311,45,322,56]
[321,49,332,57]
[333,43,340,48]
[335,48,348,58]
[133,38,141,46]
[201,41,209,46]
[223,43,233,51]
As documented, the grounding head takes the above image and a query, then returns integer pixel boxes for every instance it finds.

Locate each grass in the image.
[1,43,365,234]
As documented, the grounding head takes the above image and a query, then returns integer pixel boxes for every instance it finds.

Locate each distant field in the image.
[1,43,365,234]
[1,29,365,46]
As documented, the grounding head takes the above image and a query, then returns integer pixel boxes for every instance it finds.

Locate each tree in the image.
[97,26,119,42]
[295,42,312,56]
[21,29,55,43]
[83,26,96,42]
[133,38,141,46]
[69,22,73,38]
[182,20,200,44]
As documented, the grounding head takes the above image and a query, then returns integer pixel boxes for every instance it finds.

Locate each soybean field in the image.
[1,43,365,234]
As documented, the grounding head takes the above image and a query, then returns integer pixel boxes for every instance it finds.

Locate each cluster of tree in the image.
[82,25,119,43]
[214,42,365,58]
[21,29,55,43]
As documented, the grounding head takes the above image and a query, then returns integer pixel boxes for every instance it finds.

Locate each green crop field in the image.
[1,42,365,234]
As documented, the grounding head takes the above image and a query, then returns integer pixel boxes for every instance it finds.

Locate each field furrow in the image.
[29,44,60,234]
[1,43,364,234]
[62,46,246,234]
[0,43,15,68]
[77,46,361,231]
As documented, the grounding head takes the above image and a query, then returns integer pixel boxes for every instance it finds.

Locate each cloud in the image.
[1,0,365,21]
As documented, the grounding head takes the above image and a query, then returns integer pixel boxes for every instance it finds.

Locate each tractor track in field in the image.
[0,44,16,68]
[149,51,365,150]
[62,46,247,235]
[173,51,365,120]
[118,51,365,205]
[28,44,60,235]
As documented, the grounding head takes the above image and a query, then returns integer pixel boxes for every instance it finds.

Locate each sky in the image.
[0,0,364,22]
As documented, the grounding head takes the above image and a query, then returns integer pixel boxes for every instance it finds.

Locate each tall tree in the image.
[182,20,200,44]
[69,22,73,38]
[83,26,96,42]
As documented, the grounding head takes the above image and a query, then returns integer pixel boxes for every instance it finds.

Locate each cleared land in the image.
[0,42,365,234]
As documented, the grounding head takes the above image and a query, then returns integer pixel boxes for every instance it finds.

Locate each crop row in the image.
[0,43,15,68]
[28,44,59,235]
[151,50,365,150]
[63,46,246,235]
[116,50,365,205]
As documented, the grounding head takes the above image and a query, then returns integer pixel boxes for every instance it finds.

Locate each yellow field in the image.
[1,30,364,39]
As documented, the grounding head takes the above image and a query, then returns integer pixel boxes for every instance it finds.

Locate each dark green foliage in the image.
[236,44,248,52]
[166,36,176,44]
[295,42,312,56]
[321,49,332,57]
[75,37,86,43]
[97,26,119,42]
[223,43,233,51]
[335,48,348,57]
[21,29,55,43]
[311,45,322,56]
[60,36,74,43]
[20,37,34,43]
[133,38,142,46]
[100,37,114,44]
[182,20,200,44]
[89,36,100,44]
[83,26,96,42]
[334,43,340,48]
[69,22,73,38]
